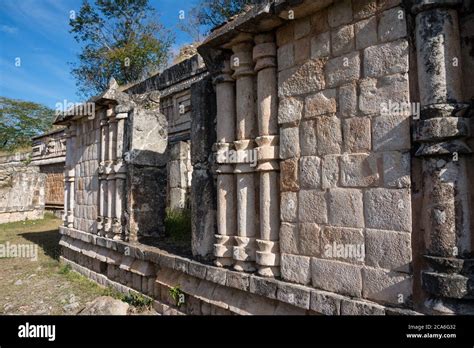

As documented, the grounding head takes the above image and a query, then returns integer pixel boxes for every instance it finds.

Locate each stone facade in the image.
[0,160,45,224]
[56,0,474,315]
[31,128,67,216]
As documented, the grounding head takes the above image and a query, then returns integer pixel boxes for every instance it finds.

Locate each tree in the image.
[191,0,257,29]
[69,0,174,98]
[0,97,56,152]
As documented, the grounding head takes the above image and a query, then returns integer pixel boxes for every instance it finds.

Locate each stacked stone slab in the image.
[0,162,45,223]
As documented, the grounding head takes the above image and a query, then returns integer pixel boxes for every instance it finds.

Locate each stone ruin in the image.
[55,0,474,315]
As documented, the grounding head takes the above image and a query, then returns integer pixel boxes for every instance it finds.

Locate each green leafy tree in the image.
[70,0,174,98]
[0,97,56,152]
[192,0,257,28]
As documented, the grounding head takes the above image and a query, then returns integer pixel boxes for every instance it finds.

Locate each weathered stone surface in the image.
[340,153,380,187]
[295,37,310,64]
[355,17,377,50]
[280,158,299,192]
[338,83,357,117]
[79,296,129,315]
[310,290,343,315]
[279,97,303,125]
[299,223,321,256]
[299,156,321,189]
[382,151,410,188]
[205,267,227,285]
[321,155,339,189]
[249,276,278,299]
[310,7,329,34]
[277,43,294,71]
[378,7,407,42]
[300,120,317,156]
[359,73,409,116]
[366,229,412,272]
[328,0,353,28]
[320,226,365,263]
[353,0,377,20]
[298,190,328,224]
[226,271,250,291]
[277,283,311,309]
[281,191,298,222]
[362,267,412,305]
[280,222,299,255]
[280,127,300,159]
[363,40,408,78]
[364,188,411,232]
[276,22,294,46]
[311,31,330,59]
[372,114,410,151]
[340,299,385,315]
[331,24,354,56]
[279,59,326,97]
[342,117,371,152]
[311,258,362,297]
[295,18,311,39]
[328,188,364,228]
[325,52,360,88]
[316,116,342,155]
[281,253,311,285]
[305,89,337,118]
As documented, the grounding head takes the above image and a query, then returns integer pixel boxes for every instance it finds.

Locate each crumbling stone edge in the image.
[59,226,422,315]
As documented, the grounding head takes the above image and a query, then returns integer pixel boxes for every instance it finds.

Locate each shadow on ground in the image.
[20,229,61,260]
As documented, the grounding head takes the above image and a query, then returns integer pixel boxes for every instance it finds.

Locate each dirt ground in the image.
[0,213,155,315]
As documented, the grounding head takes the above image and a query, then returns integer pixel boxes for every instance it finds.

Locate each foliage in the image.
[69,0,174,98]
[119,291,153,309]
[164,208,191,244]
[191,0,257,29]
[0,96,56,152]
[169,285,185,308]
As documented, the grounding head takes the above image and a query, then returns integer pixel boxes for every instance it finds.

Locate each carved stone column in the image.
[63,124,76,228]
[253,33,280,277]
[113,111,128,240]
[412,0,474,311]
[232,35,258,272]
[65,124,76,228]
[104,107,116,238]
[97,117,108,235]
[214,59,237,267]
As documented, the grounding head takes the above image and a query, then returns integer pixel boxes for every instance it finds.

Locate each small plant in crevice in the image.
[169,285,185,308]
[120,291,153,309]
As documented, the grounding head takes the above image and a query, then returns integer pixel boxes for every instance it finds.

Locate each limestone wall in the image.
[0,163,45,224]
[276,0,413,308]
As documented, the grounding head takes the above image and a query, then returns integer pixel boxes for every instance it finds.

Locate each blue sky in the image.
[0,0,201,108]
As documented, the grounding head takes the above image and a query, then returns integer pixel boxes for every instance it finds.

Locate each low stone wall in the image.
[0,163,45,224]
[59,226,422,315]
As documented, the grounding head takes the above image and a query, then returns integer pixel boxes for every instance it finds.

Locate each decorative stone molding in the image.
[412,0,474,312]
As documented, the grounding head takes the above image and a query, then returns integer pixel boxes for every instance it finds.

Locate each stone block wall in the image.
[276,0,413,308]
[0,163,45,223]
[167,141,192,210]
[72,117,100,234]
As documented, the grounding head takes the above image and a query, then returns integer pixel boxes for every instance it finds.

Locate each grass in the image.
[0,213,153,314]
[164,208,191,246]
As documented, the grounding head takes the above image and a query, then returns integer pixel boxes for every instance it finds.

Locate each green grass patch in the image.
[164,208,191,245]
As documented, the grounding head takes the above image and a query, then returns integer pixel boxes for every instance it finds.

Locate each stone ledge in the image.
[59,226,423,315]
